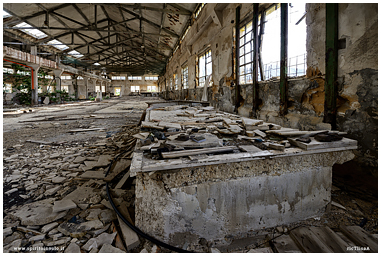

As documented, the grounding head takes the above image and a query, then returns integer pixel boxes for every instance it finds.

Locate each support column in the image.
[53,69,63,91]
[280,3,289,116]
[252,3,259,118]
[72,74,78,100]
[30,64,40,105]
[235,5,241,113]
[84,77,89,99]
[324,3,338,130]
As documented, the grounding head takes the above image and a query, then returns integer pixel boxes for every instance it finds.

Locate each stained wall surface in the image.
[160,3,378,175]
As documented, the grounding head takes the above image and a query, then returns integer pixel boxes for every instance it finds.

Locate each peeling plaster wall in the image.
[162,3,377,175]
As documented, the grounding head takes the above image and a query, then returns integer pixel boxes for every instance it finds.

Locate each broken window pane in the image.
[198,49,212,87]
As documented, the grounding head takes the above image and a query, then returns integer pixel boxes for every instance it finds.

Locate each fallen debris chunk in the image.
[53,199,77,213]
[161,146,237,159]
[99,243,125,253]
[331,201,346,210]
[238,145,262,153]
[117,215,140,251]
[241,118,264,130]
[41,222,59,233]
[65,242,81,253]
[266,142,285,151]
[79,171,105,180]
[254,129,267,138]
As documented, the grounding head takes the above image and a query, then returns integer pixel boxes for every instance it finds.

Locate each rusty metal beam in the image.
[324,3,338,129]
[258,10,266,81]
[280,3,288,116]
[252,3,259,117]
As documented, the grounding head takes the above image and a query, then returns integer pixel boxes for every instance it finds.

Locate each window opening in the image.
[182,66,189,89]
[238,21,253,85]
[174,74,178,90]
[198,49,212,87]
[147,86,157,92]
[131,85,140,92]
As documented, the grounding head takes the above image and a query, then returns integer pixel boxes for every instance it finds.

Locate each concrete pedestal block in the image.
[135,150,355,249]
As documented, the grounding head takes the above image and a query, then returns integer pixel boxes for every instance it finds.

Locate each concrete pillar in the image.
[72,74,78,100]
[84,77,89,99]
[53,69,63,91]
[31,46,37,56]
[29,64,40,105]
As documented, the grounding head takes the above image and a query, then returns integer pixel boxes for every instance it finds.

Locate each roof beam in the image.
[93,3,191,15]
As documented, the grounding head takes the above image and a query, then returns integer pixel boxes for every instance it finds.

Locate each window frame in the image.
[198,49,212,87]
[181,65,189,89]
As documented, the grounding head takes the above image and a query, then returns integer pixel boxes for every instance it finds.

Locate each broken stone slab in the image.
[49,153,61,159]
[32,242,45,253]
[53,199,77,213]
[73,156,87,164]
[79,171,105,180]
[43,97,50,104]
[45,186,62,196]
[211,248,221,253]
[41,222,59,233]
[95,155,113,168]
[16,226,43,236]
[88,224,111,237]
[266,142,285,151]
[99,209,117,224]
[64,241,81,253]
[3,239,22,253]
[3,227,13,237]
[86,208,102,221]
[29,234,45,242]
[43,237,71,247]
[62,186,97,205]
[117,215,140,250]
[5,188,18,195]
[26,225,40,230]
[254,129,267,138]
[101,199,113,210]
[9,199,67,226]
[52,176,66,183]
[56,220,104,239]
[78,203,89,210]
[82,232,117,251]
[248,247,273,253]
[99,243,125,253]
[51,233,63,240]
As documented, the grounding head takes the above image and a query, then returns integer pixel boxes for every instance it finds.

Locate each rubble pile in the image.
[2,124,155,253]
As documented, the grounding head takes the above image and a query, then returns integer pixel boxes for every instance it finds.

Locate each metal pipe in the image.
[235,5,241,113]
[252,3,259,118]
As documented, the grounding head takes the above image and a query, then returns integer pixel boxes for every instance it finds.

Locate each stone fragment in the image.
[5,188,18,195]
[254,129,267,138]
[26,225,40,230]
[99,209,117,224]
[141,249,148,253]
[211,248,221,253]
[45,186,62,196]
[79,171,105,180]
[117,215,140,250]
[49,153,61,159]
[41,222,59,233]
[78,203,89,210]
[48,228,59,236]
[99,243,125,253]
[82,238,98,251]
[73,156,87,164]
[32,242,45,253]
[52,176,66,183]
[88,224,111,236]
[43,237,71,246]
[248,247,273,253]
[64,241,81,253]
[25,184,39,191]
[43,97,50,104]
[89,194,102,204]
[79,219,104,231]
[4,239,22,253]
[86,208,102,220]
[16,226,43,236]
[101,199,113,210]
[89,248,99,253]
[29,234,45,242]
[3,227,13,237]
[51,233,63,240]
[53,199,77,213]
[57,222,86,238]
[62,186,97,205]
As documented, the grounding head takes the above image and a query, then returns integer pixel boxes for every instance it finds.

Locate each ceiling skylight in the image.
[68,50,84,58]
[14,22,48,39]
[3,10,11,18]
[93,63,101,66]
[47,39,69,51]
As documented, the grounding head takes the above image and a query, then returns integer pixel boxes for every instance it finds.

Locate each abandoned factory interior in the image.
[2,2,378,254]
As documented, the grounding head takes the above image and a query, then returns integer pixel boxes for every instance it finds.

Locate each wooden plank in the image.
[290,226,334,253]
[104,160,131,182]
[161,146,237,159]
[247,247,273,253]
[68,128,104,133]
[129,151,143,175]
[111,221,127,252]
[310,226,355,253]
[115,171,130,189]
[288,137,358,151]
[339,225,378,253]
[238,145,262,153]
[272,234,303,253]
